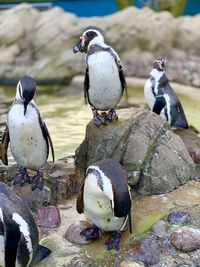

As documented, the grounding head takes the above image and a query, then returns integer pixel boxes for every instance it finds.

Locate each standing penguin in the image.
[1,75,54,191]
[76,159,132,250]
[144,58,188,129]
[73,26,126,126]
[0,182,51,267]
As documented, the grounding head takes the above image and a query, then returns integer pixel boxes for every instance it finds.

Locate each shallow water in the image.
[0,78,199,160]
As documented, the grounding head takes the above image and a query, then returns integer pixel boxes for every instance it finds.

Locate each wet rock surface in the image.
[64,220,92,245]
[151,220,167,238]
[137,239,161,266]
[37,205,61,228]
[170,227,200,252]
[33,181,200,267]
[76,107,196,195]
[0,156,83,210]
[167,211,191,225]
[120,260,145,267]
[173,128,200,164]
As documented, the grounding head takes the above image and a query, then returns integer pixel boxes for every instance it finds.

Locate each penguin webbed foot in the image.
[31,244,52,266]
[107,107,118,122]
[105,230,121,251]
[31,170,44,191]
[80,225,101,241]
[92,108,107,126]
[13,167,31,186]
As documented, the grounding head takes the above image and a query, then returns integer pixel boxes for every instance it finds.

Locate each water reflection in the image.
[0,79,199,160]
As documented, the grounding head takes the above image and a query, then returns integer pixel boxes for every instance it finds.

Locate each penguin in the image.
[1,75,54,191]
[73,26,126,126]
[144,58,188,129]
[0,182,51,267]
[76,159,132,250]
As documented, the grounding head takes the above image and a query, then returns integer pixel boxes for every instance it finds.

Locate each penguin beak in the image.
[159,62,163,71]
[73,40,82,53]
[22,88,35,116]
[24,101,28,116]
[160,60,166,71]
[73,35,87,53]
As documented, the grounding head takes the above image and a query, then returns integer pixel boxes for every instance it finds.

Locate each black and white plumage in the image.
[76,159,132,250]
[73,26,126,126]
[0,182,51,267]
[144,58,188,129]
[1,76,54,190]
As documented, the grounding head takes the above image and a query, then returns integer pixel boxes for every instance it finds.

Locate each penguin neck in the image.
[15,82,23,101]
[150,68,164,81]
[15,91,23,101]
[88,36,108,50]
[15,88,35,105]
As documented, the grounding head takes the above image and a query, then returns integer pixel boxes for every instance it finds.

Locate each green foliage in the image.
[115,0,134,10]
[140,0,186,17]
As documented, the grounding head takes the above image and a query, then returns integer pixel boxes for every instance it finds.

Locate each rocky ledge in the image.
[0,4,200,86]
[0,107,198,205]
[0,107,200,266]
[75,107,196,195]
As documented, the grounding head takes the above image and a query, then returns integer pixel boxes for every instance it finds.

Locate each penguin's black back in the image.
[0,183,39,266]
[0,183,38,241]
[0,182,51,267]
[157,74,188,129]
[94,159,131,218]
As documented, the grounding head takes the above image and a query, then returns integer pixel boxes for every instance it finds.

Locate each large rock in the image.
[0,4,200,86]
[173,128,200,164]
[175,15,200,55]
[0,156,82,209]
[75,108,195,195]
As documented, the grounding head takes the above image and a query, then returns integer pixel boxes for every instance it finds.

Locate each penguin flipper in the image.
[1,125,10,165]
[76,181,84,214]
[30,244,51,266]
[118,63,127,96]
[38,113,55,163]
[152,95,166,115]
[84,67,89,105]
[43,122,55,162]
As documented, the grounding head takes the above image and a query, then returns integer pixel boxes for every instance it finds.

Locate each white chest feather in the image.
[8,102,47,170]
[88,52,122,110]
[144,69,164,110]
[12,213,33,267]
[83,171,126,232]
[0,235,4,267]
[163,93,171,123]
[144,78,155,109]
[0,208,4,267]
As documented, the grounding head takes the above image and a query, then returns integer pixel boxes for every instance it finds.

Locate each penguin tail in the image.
[31,244,52,266]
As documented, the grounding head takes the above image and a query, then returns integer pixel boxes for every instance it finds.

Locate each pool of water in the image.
[0,78,199,160]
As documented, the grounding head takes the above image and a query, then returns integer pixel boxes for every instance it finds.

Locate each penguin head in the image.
[73,26,105,54]
[16,75,36,116]
[153,58,166,72]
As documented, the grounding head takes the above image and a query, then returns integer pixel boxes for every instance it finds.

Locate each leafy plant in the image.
[115,0,134,10]
[140,0,186,17]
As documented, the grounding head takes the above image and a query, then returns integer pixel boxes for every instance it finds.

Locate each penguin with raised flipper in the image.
[144,58,188,129]
[1,75,54,191]
[76,159,132,250]
[0,182,51,267]
[73,26,126,126]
